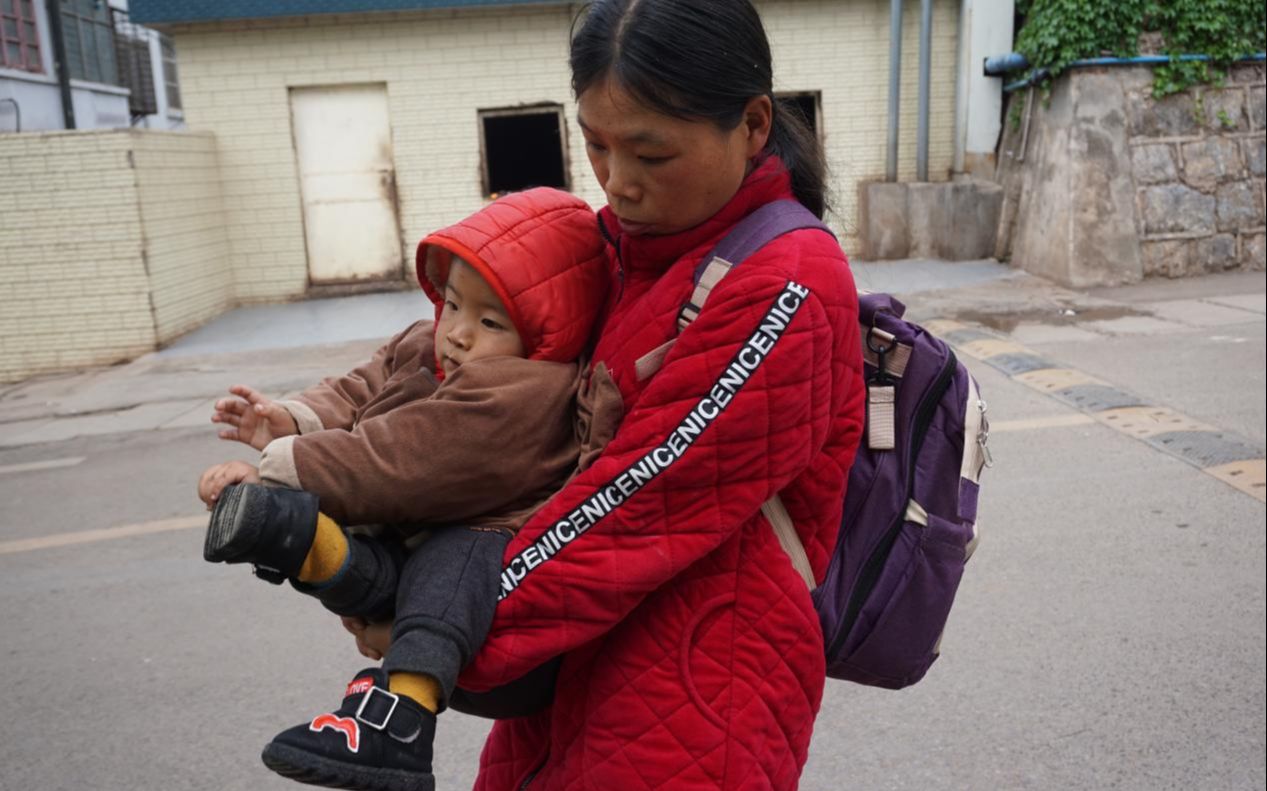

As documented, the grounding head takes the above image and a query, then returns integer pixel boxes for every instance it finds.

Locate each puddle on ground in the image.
[951,305,1147,333]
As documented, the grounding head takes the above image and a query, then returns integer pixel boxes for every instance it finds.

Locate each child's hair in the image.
[569,0,829,218]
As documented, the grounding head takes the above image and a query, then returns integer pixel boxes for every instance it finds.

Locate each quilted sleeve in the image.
[292,320,435,431]
[462,254,862,689]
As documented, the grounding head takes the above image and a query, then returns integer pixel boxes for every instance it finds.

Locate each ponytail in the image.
[769,97,828,219]
[571,0,831,218]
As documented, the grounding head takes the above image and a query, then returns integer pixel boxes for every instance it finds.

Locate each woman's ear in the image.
[742,95,773,158]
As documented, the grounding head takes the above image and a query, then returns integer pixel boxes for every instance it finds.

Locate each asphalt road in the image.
[1,287,1263,790]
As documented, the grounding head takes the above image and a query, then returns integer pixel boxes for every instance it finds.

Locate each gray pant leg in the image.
[381,527,510,709]
[290,532,404,622]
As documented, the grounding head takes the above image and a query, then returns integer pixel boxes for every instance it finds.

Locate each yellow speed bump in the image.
[922,319,970,336]
[1094,406,1219,439]
[1204,459,1267,502]
[1014,368,1107,393]
[957,338,1029,361]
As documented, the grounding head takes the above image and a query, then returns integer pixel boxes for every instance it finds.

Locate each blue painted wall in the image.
[129,0,568,25]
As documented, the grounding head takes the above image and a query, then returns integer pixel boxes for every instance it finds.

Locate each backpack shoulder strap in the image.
[761,497,816,589]
[677,200,834,331]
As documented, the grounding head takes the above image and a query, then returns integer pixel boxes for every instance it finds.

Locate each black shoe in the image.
[203,483,319,584]
[261,668,436,791]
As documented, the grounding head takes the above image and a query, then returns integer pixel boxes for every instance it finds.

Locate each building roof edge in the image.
[129,0,569,25]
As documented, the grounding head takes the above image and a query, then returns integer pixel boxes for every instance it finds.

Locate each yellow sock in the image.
[296,513,348,583]
[389,672,442,714]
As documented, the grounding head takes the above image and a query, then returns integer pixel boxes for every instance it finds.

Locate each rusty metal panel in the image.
[290,83,402,285]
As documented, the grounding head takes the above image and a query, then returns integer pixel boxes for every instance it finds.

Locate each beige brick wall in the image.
[0,131,154,383]
[766,0,961,246]
[0,130,231,383]
[169,0,959,296]
[132,131,233,343]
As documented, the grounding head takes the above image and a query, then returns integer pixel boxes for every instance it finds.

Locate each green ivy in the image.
[1014,0,1267,97]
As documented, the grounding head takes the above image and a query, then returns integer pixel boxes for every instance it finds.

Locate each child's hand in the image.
[198,461,261,509]
[211,385,298,451]
[341,615,393,661]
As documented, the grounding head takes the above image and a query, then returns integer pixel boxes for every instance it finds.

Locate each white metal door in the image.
[290,84,402,283]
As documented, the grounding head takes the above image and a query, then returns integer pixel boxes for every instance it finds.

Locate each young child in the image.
[196,187,613,791]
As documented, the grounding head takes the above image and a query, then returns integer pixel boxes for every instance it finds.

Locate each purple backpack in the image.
[672,200,990,690]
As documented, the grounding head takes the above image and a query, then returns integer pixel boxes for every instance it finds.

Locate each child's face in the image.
[436,260,525,376]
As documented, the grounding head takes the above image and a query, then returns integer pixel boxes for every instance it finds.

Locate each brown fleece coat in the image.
[259,320,589,533]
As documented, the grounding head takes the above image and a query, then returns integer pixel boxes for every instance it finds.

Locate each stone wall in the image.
[995,62,1265,286]
[1129,63,1265,277]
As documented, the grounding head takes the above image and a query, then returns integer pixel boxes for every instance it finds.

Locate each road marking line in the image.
[0,457,87,476]
[0,515,205,556]
[990,414,1097,432]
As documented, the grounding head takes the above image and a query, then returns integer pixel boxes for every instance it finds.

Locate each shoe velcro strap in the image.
[355,686,423,741]
[355,686,399,731]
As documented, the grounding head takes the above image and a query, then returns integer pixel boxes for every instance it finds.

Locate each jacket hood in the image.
[416,188,609,365]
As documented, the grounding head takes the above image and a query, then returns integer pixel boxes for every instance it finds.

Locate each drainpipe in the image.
[985,51,1267,92]
[916,0,933,181]
[885,0,902,181]
[952,0,970,175]
[45,0,76,129]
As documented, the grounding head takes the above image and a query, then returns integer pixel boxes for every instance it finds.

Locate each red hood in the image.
[416,188,609,368]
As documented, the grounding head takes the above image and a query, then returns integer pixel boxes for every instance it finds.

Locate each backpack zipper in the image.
[827,351,958,659]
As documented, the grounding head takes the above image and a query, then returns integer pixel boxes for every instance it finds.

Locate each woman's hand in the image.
[212,385,299,451]
[197,460,262,508]
[341,616,393,661]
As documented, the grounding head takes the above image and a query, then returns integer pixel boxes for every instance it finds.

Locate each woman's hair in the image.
[570,0,829,218]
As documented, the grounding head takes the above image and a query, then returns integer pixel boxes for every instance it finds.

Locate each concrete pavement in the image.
[2,260,1262,462]
[1,259,1263,791]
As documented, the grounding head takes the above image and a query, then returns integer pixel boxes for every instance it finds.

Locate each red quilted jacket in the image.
[460,158,866,790]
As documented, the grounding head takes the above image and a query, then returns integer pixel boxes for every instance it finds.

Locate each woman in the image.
[450,1,867,788]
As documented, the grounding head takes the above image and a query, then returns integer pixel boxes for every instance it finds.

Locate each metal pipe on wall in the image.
[45,0,76,130]
[985,51,1267,92]
[885,0,903,181]
[917,0,933,181]
[952,0,970,175]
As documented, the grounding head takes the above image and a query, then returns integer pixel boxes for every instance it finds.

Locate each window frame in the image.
[59,0,120,86]
[1,0,43,74]
[159,32,180,112]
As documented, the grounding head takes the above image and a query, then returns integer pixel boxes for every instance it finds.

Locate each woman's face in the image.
[577,77,771,236]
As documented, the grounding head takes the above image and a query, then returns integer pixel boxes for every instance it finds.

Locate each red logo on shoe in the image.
[345,676,375,697]
[310,713,360,753]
